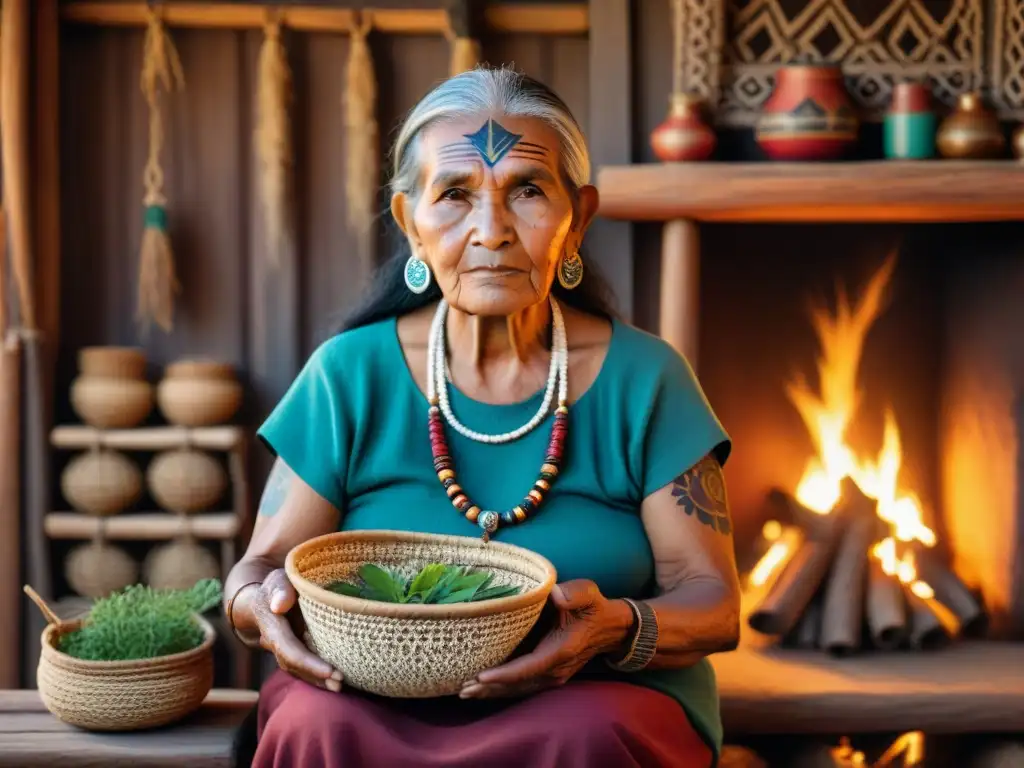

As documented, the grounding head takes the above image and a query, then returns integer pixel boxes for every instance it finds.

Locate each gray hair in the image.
[390,67,591,197]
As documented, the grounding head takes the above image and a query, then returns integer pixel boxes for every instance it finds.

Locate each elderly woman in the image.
[225,67,739,768]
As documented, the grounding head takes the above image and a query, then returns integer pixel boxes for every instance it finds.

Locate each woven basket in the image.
[285,530,557,698]
[36,613,215,731]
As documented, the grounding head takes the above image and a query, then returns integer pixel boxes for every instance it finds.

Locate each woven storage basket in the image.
[36,614,215,731]
[285,530,557,698]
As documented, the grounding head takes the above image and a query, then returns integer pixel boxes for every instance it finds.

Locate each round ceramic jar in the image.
[884,82,935,160]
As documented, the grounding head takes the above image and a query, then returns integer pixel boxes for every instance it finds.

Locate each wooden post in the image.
[0,338,21,689]
[34,0,61,351]
[588,0,633,320]
[659,218,700,367]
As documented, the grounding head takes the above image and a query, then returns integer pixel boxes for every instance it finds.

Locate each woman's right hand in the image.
[245,568,343,692]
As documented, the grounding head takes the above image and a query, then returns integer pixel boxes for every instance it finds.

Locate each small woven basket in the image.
[285,530,557,698]
[28,587,214,731]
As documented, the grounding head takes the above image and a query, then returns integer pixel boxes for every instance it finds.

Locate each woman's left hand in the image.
[460,579,634,699]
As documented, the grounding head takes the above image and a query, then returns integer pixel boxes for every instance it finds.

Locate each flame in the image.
[785,252,935,585]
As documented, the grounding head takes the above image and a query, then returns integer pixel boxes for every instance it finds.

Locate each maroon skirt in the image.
[254,669,712,768]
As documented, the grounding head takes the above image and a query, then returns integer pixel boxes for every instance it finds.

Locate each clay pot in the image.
[755,64,858,161]
[71,346,153,429]
[1012,124,1024,160]
[61,449,143,516]
[78,347,147,380]
[650,93,717,162]
[70,377,154,429]
[936,93,1005,159]
[157,358,242,427]
[147,449,228,514]
[884,82,936,160]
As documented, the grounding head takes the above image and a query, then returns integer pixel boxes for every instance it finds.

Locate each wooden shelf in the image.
[709,592,1024,735]
[45,512,240,541]
[59,2,589,35]
[596,161,1024,223]
[51,425,244,451]
[712,639,1024,735]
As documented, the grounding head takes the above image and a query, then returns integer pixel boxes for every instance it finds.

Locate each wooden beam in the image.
[598,161,1024,223]
[587,0,633,320]
[59,2,589,35]
[659,219,699,367]
[50,425,245,451]
[45,512,241,541]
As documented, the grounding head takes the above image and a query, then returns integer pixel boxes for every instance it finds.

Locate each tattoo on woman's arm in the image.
[258,459,294,518]
[670,455,732,535]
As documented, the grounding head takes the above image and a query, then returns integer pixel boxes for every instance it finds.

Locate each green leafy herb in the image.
[325,563,520,605]
[59,579,223,662]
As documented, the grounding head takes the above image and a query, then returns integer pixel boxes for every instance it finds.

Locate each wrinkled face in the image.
[391,114,596,316]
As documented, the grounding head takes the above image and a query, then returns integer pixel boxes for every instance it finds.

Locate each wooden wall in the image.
[56,2,966,559]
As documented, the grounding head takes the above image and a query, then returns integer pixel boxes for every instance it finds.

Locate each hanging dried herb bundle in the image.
[136,7,184,334]
[327,563,521,605]
[59,579,222,662]
[256,13,294,267]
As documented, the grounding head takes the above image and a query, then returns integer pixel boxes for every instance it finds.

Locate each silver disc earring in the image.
[557,250,584,290]
[404,255,432,294]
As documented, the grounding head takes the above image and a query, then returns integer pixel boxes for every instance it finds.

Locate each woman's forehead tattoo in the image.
[436,118,550,168]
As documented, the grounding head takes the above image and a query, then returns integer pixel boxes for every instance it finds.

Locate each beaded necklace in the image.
[426,297,569,540]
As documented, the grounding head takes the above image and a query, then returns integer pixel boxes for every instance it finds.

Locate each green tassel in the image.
[144,203,168,231]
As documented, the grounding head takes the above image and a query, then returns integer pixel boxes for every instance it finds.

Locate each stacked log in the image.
[748,483,984,655]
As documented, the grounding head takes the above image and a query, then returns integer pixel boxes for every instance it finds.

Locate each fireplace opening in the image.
[680,220,1024,650]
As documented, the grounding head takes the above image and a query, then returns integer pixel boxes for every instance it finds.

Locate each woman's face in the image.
[391,114,598,317]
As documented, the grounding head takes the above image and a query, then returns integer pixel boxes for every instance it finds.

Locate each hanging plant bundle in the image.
[344,12,379,272]
[137,7,184,334]
[256,13,294,267]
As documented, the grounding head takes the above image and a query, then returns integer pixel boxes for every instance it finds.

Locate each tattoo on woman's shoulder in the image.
[670,455,732,535]
[258,459,295,518]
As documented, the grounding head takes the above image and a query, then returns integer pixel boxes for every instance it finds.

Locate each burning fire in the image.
[758,253,936,594]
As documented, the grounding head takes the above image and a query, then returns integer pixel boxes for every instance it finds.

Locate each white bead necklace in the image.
[426,297,569,445]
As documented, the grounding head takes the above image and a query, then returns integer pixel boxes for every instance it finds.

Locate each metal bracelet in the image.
[605,598,659,673]
[226,581,264,650]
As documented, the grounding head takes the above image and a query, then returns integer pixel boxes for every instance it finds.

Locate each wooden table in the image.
[0,689,258,767]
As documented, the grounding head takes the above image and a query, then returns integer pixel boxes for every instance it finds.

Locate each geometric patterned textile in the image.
[991,0,1024,116]
[675,0,1019,125]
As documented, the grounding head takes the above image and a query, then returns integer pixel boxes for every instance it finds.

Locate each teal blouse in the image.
[257,315,732,757]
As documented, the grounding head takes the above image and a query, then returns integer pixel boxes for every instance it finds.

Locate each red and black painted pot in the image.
[650,93,717,162]
[755,64,859,161]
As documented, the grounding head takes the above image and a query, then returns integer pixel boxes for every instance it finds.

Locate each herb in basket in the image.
[59,579,223,662]
[326,563,520,605]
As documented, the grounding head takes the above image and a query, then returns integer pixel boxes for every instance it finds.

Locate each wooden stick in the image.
[911,543,987,637]
[866,557,907,650]
[905,587,959,651]
[748,538,836,637]
[819,486,876,656]
[22,585,62,628]
[59,3,589,35]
